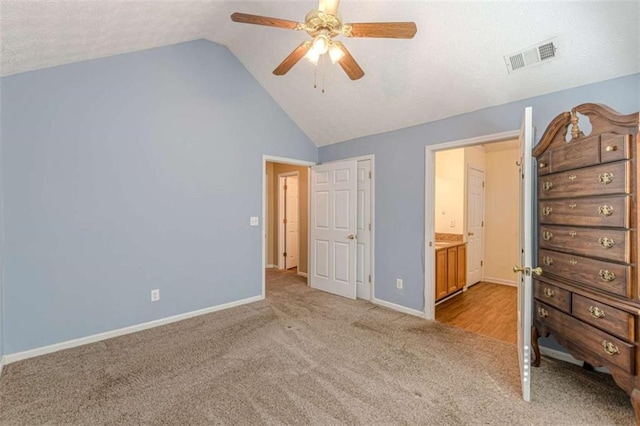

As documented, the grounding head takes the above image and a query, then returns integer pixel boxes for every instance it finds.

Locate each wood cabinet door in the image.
[447,247,458,293]
[435,249,448,300]
[456,245,467,289]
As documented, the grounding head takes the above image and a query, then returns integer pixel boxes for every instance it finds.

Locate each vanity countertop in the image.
[434,241,466,250]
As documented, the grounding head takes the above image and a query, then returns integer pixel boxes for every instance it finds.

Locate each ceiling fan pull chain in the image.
[322,54,325,94]
[313,62,317,89]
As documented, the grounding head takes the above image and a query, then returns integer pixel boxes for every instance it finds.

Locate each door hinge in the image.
[283,218,287,224]
[368,274,371,283]
[284,184,287,190]
[369,223,371,231]
[481,221,484,227]
[369,171,372,179]
[283,252,287,258]
[482,181,485,188]
[481,260,483,266]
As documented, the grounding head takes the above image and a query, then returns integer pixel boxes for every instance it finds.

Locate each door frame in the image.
[321,154,375,302]
[262,155,315,299]
[424,130,519,319]
[277,171,300,270]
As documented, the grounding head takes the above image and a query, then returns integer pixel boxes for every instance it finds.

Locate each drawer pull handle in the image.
[569,231,577,237]
[537,307,549,318]
[542,231,553,241]
[542,181,553,191]
[598,172,614,185]
[543,288,555,298]
[602,341,620,356]
[569,259,578,266]
[599,237,615,249]
[569,203,577,209]
[539,162,547,168]
[599,270,616,282]
[598,205,614,217]
[542,256,554,266]
[589,306,606,319]
[605,145,617,152]
[568,174,577,181]
[542,207,553,216]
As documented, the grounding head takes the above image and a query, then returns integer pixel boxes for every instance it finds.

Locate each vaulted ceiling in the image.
[1,1,638,146]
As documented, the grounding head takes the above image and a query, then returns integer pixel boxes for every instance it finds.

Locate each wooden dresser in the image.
[531,103,640,421]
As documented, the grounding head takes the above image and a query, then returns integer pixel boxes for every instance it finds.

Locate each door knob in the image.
[513,265,526,273]
[468,232,474,236]
[347,234,356,240]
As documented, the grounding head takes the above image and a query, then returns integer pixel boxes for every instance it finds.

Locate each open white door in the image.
[466,167,485,286]
[515,106,534,402]
[310,160,358,299]
[285,175,299,269]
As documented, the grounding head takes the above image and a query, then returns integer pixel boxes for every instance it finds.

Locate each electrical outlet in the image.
[450,219,456,227]
[151,289,160,302]
[250,216,259,226]
[396,278,403,290]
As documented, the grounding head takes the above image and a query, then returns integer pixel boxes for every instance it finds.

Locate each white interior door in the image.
[516,106,534,402]
[285,176,299,269]
[310,160,358,299]
[466,167,485,286]
[356,160,372,300]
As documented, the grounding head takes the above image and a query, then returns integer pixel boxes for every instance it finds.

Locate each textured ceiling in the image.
[1,1,639,146]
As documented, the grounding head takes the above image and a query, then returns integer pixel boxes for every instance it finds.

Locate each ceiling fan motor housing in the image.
[304,10,343,38]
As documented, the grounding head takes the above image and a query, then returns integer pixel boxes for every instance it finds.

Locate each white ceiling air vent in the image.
[504,37,559,74]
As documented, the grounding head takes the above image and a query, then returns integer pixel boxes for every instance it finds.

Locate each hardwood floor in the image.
[435,282,517,344]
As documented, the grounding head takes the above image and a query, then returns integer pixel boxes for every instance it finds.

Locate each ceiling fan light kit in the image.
[230,0,417,82]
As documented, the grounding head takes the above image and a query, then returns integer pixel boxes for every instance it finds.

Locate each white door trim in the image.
[321,154,375,302]
[424,130,519,319]
[277,171,299,270]
[262,155,315,299]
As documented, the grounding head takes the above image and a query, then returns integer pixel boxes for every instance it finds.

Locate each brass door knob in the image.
[467,232,474,236]
[347,234,356,240]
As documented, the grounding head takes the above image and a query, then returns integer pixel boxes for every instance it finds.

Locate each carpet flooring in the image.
[0,269,634,425]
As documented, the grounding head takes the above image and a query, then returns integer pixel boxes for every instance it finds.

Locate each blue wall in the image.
[319,73,640,312]
[0,40,317,354]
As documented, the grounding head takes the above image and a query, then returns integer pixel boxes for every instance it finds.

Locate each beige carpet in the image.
[0,269,634,425]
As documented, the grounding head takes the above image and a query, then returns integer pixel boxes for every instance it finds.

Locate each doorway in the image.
[262,156,315,299]
[425,131,521,321]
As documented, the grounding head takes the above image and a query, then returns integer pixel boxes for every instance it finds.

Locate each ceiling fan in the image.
[230,0,417,81]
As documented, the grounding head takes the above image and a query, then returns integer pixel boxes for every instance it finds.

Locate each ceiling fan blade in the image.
[318,0,340,15]
[231,12,300,30]
[333,42,364,80]
[344,22,417,39]
[273,42,312,76]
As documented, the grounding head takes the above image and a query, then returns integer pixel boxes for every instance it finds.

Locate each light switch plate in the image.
[250,217,259,226]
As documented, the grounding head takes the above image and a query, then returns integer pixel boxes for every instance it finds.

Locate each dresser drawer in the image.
[533,279,571,312]
[537,152,551,176]
[572,294,635,342]
[539,195,629,228]
[600,134,631,164]
[539,225,630,263]
[550,134,600,173]
[539,249,631,298]
[538,161,630,200]
[534,301,635,374]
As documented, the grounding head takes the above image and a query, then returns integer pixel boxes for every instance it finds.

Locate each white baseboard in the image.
[483,277,517,287]
[297,271,308,277]
[372,298,424,318]
[540,346,609,374]
[0,356,5,376]
[266,264,278,269]
[3,295,264,365]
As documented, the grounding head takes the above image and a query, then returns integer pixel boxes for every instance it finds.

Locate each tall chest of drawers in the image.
[531,103,640,420]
